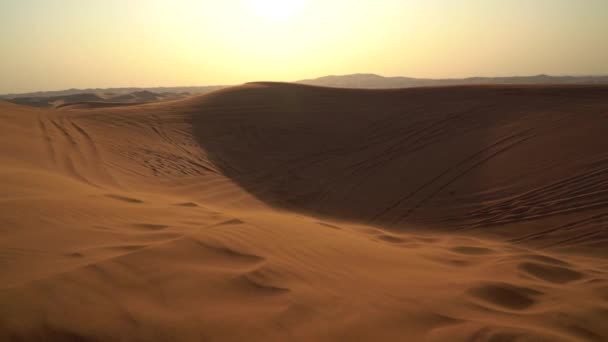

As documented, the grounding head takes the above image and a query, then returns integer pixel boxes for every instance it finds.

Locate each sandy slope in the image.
[1,84,607,341]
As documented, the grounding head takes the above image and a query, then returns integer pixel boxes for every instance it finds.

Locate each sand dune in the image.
[1,84,607,341]
[5,90,199,109]
[191,83,608,255]
[0,86,225,102]
[55,101,151,110]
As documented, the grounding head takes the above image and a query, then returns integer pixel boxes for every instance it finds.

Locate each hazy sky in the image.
[2,0,607,93]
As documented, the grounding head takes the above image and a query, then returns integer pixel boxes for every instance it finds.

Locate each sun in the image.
[244,0,306,21]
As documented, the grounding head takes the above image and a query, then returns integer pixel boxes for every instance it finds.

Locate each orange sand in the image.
[1,84,607,341]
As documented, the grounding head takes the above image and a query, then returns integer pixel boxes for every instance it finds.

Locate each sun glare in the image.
[244,0,306,21]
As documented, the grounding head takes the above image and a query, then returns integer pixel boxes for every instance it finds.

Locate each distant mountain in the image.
[297,73,608,89]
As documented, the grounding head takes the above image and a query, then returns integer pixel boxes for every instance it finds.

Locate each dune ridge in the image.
[0,84,607,341]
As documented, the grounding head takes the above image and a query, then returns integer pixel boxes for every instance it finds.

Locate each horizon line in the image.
[3,73,608,97]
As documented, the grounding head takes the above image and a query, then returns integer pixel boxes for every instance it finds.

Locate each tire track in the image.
[325,106,494,206]
[509,212,608,244]
[37,116,56,163]
[49,118,76,145]
[71,122,98,155]
[70,120,119,187]
[36,113,111,188]
[151,124,219,175]
[395,132,536,223]
[369,129,535,223]
[464,163,608,228]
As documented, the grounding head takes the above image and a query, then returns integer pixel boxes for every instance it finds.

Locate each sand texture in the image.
[1,83,608,341]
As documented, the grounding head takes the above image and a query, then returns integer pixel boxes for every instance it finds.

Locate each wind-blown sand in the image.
[1,83,607,341]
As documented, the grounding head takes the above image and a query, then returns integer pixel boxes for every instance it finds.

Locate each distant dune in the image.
[0,86,226,108]
[0,85,225,100]
[298,73,608,88]
[1,83,607,341]
[55,101,150,110]
[8,92,105,108]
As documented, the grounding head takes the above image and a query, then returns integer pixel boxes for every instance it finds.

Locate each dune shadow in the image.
[189,83,608,247]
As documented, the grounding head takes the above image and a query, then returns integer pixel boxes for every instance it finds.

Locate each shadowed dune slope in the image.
[1,86,608,341]
[189,83,608,254]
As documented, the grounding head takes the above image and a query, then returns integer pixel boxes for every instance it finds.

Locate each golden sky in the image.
[2,0,607,93]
